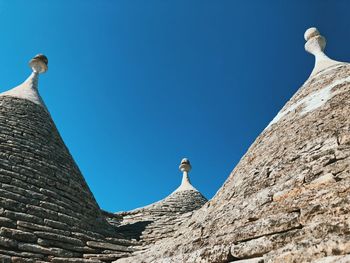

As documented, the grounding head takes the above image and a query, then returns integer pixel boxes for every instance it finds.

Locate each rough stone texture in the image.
[0,93,207,262]
[0,97,134,262]
[115,63,350,262]
[2,33,350,262]
[111,189,207,246]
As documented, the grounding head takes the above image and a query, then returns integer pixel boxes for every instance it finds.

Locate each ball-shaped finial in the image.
[304,27,320,41]
[29,54,48,74]
[179,158,192,173]
[304,27,326,55]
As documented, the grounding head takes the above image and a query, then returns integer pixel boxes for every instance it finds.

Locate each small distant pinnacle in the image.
[174,158,197,193]
[29,54,48,74]
[304,27,341,76]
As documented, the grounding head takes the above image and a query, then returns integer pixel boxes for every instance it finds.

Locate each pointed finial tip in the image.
[29,54,48,74]
[179,158,191,172]
[304,27,320,41]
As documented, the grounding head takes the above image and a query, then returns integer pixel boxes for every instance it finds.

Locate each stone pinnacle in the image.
[304,27,341,76]
[29,54,48,74]
[304,27,326,56]
[173,158,197,192]
[0,54,49,107]
[179,158,192,173]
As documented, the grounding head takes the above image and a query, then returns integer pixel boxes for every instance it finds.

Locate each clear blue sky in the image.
[0,1,349,212]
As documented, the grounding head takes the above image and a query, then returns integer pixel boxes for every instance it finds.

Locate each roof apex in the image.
[0,54,48,107]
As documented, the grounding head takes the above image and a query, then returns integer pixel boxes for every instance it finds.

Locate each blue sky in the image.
[0,0,349,212]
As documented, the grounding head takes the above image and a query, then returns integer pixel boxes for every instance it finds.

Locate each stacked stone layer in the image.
[112,189,207,246]
[116,64,350,262]
[0,97,135,262]
[1,32,349,263]
[0,94,207,262]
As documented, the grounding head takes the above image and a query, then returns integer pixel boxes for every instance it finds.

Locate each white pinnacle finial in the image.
[304,27,341,76]
[29,54,48,74]
[173,158,197,193]
[304,27,326,56]
[179,158,191,173]
[0,54,48,107]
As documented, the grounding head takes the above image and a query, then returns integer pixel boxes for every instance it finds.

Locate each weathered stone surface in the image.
[0,255,11,263]
[83,253,129,261]
[34,232,83,246]
[11,257,37,263]
[86,241,134,252]
[0,96,134,260]
[230,229,300,259]
[114,43,350,262]
[112,189,207,247]
[2,34,350,263]
[0,227,37,242]
[0,217,16,228]
[229,258,264,263]
[313,255,350,263]
[51,258,102,263]
[0,236,17,248]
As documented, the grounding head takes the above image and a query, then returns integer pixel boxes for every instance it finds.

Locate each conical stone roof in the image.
[111,158,207,246]
[0,55,207,262]
[2,27,347,263]
[115,28,350,263]
[0,55,136,262]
